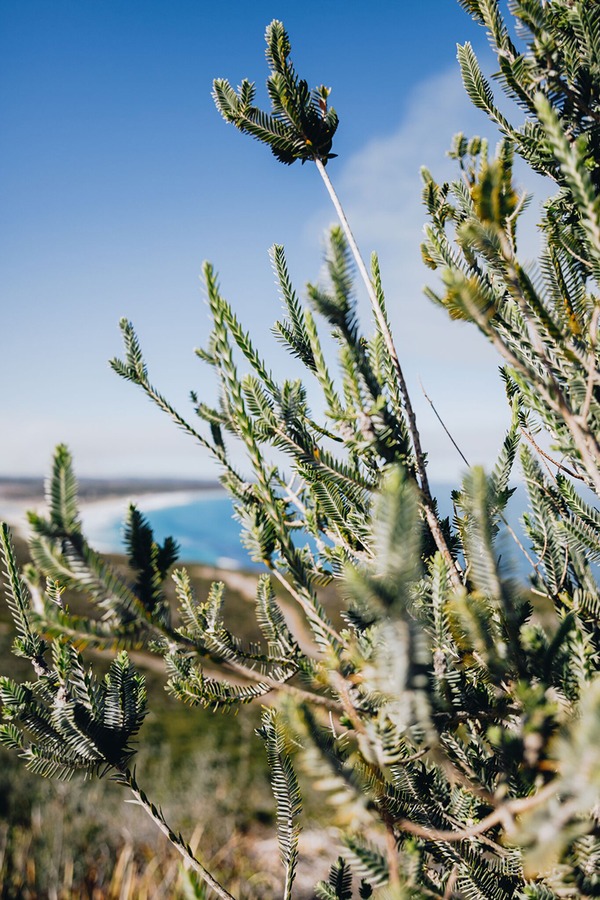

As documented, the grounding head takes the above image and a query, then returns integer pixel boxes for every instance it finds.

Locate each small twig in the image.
[505,190,531,256]
[557,541,570,592]
[443,866,459,899]
[420,379,469,467]
[419,382,539,571]
[501,517,539,572]
[119,766,237,900]
[385,822,401,889]
[536,517,550,573]
[330,671,369,738]
[282,476,308,517]
[559,236,593,269]
[520,426,585,480]
[396,747,431,765]
[506,190,530,228]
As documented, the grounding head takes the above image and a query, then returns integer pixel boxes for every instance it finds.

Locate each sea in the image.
[82,482,534,576]
[82,489,253,570]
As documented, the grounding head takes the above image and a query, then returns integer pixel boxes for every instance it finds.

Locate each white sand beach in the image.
[0,498,44,537]
[0,485,226,545]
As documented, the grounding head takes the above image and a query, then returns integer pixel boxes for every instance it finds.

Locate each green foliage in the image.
[316,856,374,899]
[0,525,146,780]
[213,20,338,165]
[257,708,302,900]
[2,2,600,898]
[123,504,179,624]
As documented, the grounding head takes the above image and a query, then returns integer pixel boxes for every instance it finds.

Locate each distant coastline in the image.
[0,476,543,578]
[0,476,224,539]
[0,475,221,501]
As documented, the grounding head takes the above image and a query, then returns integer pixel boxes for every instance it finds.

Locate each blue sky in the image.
[1,0,539,482]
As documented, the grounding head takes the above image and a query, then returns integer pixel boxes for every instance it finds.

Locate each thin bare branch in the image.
[120,767,238,900]
[419,382,538,570]
[420,378,469,467]
[520,426,585,480]
[315,158,462,587]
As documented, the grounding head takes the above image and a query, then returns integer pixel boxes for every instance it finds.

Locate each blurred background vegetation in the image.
[0,533,341,899]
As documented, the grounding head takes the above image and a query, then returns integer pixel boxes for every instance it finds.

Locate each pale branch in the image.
[119,766,237,900]
[395,779,559,844]
[443,866,459,899]
[384,821,401,889]
[558,236,593,270]
[420,378,469,467]
[315,158,462,587]
[420,380,538,571]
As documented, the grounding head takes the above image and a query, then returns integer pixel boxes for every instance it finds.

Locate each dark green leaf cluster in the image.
[0,527,146,780]
[124,504,179,623]
[315,856,373,899]
[213,20,338,166]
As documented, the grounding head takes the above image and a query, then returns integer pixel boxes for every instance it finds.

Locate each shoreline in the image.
[0,483,226,543]
[0,483,260,573]
[0,487,261,592]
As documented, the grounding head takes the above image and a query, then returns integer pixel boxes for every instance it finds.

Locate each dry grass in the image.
[0,538,344,899]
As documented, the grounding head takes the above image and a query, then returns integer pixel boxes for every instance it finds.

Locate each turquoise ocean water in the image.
[84,491,253,569]
[84,483,533,575]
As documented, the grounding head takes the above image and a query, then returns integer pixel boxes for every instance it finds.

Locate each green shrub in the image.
[3,2,600,896]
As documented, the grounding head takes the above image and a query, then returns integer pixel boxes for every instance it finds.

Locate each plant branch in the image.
[223,655,344,713]
[118,766,237,900]
[267,563,346,648]
[465,297,600,494]
[314,158,462,587]
[395,779,559,844]
[519,426,584,481]
[419,382,538,571]
[420,379,469,467]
